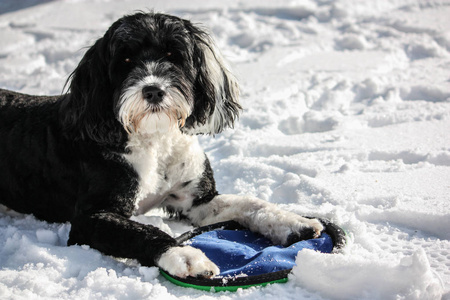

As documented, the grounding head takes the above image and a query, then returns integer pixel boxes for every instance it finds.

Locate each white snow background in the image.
[0,0,449,299]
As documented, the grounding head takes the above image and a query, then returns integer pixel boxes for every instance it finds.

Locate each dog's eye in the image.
[124,58,132,63]
[166,52,172,57]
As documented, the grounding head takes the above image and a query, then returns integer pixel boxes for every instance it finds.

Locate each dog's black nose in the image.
[142,86,165,103]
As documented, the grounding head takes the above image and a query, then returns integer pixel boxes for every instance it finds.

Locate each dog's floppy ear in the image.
[183,23,241,135]
[59,34,124,146]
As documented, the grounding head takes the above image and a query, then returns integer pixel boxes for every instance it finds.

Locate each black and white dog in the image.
[0,12,323,279]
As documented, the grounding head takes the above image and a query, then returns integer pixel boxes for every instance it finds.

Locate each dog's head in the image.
[61,12,241,143]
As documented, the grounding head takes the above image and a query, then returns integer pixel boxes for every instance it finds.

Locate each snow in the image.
[0,0,449,299]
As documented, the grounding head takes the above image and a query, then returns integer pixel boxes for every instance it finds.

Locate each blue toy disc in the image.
[160,219,346,291]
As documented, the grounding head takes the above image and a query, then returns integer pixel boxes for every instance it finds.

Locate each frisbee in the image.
[160,218,346,292]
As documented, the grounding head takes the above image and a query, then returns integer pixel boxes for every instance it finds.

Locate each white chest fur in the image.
[123,130,206,215]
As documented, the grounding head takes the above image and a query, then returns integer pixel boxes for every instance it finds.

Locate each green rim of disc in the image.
[159,269,289,292]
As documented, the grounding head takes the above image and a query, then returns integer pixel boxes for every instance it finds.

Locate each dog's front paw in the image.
[157,246,219,279]
[283,217,324,246]
[264,213,324,246]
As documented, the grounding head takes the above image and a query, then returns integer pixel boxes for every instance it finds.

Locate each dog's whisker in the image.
[118,82,192,134]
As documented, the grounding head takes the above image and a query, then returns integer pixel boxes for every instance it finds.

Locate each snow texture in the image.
[1,0,449,299]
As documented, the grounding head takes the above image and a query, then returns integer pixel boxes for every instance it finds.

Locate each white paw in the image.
[305,217,324,238]
[282,216,324,245]
[157,246,220,278]
[264,214,324,246]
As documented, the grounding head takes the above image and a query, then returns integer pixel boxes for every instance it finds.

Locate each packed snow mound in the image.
[292,249,442,300]
[1,0,449,299]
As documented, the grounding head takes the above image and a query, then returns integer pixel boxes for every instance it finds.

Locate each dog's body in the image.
[0,12,322,278]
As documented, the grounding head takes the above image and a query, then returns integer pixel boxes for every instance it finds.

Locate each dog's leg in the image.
[187,195,324,246]
[69,212,176,266]
[69,212,219,278]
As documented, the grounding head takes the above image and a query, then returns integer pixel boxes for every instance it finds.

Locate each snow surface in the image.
[1,0,449,299]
